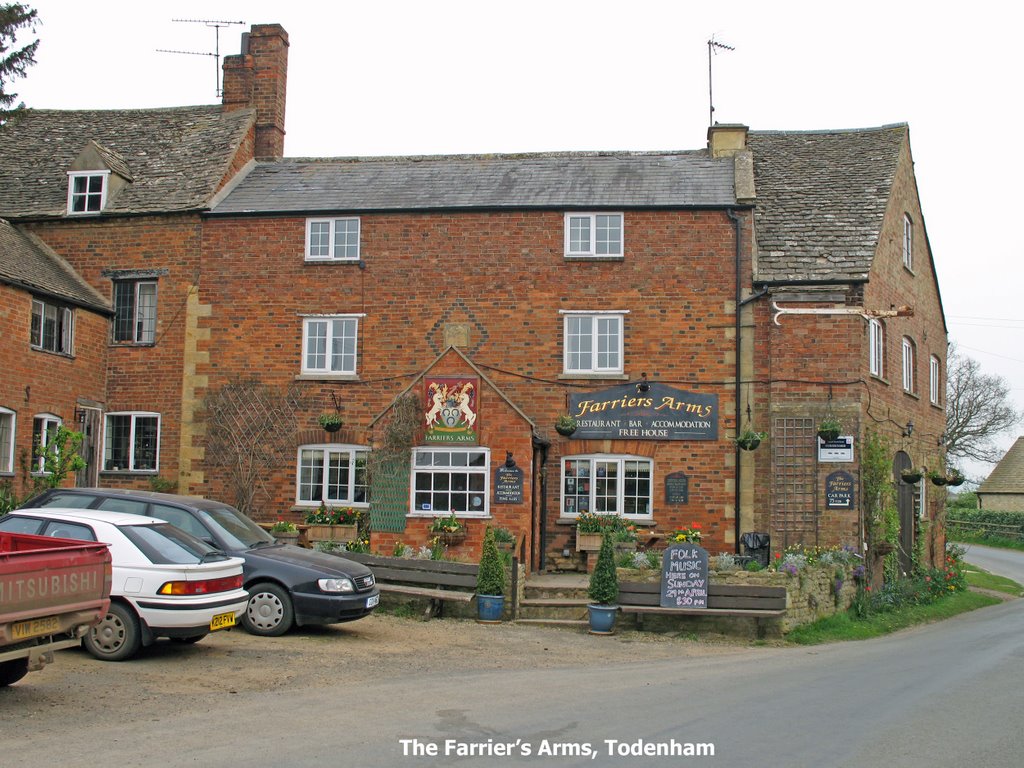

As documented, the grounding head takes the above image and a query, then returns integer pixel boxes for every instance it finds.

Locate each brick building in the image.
[0,23,948,572]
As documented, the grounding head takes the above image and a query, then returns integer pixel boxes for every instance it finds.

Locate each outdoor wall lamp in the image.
[903,420,914,437]
[636,372,650,394]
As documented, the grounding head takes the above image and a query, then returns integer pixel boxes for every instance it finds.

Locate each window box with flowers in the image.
[304,503,359,542]
[270,519,300,544]
[575,510,634,552]
[430,512,467,546]
[667,524,703,545]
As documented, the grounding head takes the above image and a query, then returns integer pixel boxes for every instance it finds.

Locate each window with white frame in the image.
[561,455,653,518]
[104,412,159,471]
[297,445,370,506]
[302,316,359,375]
[306,217,360,261]
[562,311,625,374]
[32,414,61,473]
[112,280,157,343]
[31,298,74,355]
[564,213,623,258]
[412,447,489,516]
[67,171,109,214]
[902,337,916,393]
[0,407,15,474]
[930,355,941,405]
[868,319,885,378]
[903,214,913,270]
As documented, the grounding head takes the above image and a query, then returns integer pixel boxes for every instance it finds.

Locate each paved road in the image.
[961,542,1024,584]
[4,594,1022,767]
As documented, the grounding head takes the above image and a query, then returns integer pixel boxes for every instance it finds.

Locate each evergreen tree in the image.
[587,531,619,605]
[0,4,39,123]
[476,526,506,597]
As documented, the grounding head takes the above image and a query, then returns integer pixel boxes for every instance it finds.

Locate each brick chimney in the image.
[222,24,289,158]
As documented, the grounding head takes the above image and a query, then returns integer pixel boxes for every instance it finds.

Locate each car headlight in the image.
[318,577,355,593]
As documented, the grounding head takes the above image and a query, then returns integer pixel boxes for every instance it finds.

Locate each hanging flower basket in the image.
[318,413,343,433]
[946,471,965,487]
[929,473,948,486]
[438,530,467,546]
[555,414,578,437]
[900,469,923,484]
[735,430,766,451]
[817,416,842,442]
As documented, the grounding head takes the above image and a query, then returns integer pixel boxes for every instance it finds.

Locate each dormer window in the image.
[67,171,110,214]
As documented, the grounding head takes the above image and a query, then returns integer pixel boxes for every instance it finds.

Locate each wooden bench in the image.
[618,580,787,636]
[341,553,477,619]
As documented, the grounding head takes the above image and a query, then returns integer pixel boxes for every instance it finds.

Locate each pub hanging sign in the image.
[424,376,479,444]
[568,383,718,441]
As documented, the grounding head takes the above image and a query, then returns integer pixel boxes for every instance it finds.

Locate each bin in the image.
[741,532,771,568]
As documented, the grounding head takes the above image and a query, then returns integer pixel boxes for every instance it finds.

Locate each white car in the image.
[0,508,249,661]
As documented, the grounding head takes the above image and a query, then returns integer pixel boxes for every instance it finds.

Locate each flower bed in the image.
[615,545,863,634]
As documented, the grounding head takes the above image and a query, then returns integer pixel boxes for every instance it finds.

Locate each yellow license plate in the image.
[210,612,236,631]
[12,615,61,641]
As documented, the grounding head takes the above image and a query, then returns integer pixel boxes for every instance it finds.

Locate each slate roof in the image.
[0,219,109,312]
[748,124,907,283]
[210,150,736,215]
[0,106,255,218]
[978,437,1024,495]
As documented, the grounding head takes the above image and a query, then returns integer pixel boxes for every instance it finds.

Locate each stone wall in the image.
[617,563,859,637]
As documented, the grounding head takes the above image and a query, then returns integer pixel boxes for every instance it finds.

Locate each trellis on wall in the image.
[771,417,819,550]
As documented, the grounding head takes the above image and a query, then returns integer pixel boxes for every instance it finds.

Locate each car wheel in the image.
[170,634,208,644]
[0,658,29,687]
[83,602,142,661]
[242,582,294,637]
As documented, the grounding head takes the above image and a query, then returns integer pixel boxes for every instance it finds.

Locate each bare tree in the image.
[945,344,1022,463]
[204,379,306,516]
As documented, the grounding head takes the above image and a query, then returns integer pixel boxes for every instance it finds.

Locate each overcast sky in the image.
[14,0,1024,478]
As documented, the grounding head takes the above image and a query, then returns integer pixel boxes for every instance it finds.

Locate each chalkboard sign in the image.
[494,465,523,504]
[825,470,854,509]
[664,471,689,505]
[660,544,709,608]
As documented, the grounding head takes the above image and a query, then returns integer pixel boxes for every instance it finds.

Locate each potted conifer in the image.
[586,531,619,634]
[476,527,506,623]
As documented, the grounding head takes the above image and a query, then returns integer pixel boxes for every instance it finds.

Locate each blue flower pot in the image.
[587,604,618,634]
[477,594,505,623]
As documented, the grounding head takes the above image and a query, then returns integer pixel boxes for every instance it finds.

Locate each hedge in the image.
[946,509,1024,541]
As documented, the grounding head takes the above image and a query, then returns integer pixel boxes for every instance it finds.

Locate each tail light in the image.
[158,575,244,595]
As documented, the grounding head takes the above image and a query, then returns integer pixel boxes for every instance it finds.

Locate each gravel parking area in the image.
[1,611,751,727]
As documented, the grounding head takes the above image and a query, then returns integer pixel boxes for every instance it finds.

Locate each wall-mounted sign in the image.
[660,544,709,608]
[494,465,523,504]
[818,435,854,462]
[664,471,690,505]
[424,376,478,444]
[825,470,855,509]
[568,383,718,441]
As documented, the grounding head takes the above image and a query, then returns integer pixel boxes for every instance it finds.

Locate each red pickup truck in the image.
[0,531,112,686]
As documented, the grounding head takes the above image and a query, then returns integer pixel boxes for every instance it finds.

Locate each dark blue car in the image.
[23,488,378,636]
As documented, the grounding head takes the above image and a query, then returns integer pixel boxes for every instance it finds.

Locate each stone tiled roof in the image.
[0,106,255,218]
[978,437,1024,494]
[0,219,109,312]
[210,150,736,214]
[748,124,907,283]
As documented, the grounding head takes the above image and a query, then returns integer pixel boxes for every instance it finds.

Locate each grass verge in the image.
[786,590,1002,645]
[947,532,1024,552]
[964,564,1024,596]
